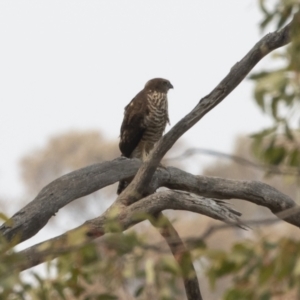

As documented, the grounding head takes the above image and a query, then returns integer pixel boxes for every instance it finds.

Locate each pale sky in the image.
[0,0,275,202]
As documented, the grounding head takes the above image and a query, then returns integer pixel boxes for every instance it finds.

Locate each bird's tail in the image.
[117,180,129,195]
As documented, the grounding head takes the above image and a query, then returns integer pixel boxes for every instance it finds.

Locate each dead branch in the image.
[165,147,300,177]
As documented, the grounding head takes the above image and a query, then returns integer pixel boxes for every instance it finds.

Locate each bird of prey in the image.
[117,78,173,194]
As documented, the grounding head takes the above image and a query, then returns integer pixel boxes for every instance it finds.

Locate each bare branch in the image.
[165,147,300,177]
[164,167,300,227]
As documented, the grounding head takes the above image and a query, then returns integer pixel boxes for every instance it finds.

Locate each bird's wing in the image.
[119,90,149,157]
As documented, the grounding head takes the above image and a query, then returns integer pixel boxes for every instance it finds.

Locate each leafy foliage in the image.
[251,4,300,172]
[205,238,300,299]
[259,0,299,30]
[1,229,300,299]
[0,230,188,299]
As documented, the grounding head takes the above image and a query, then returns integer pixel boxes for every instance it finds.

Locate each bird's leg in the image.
[158,162,167,170]
[142,149,149,162]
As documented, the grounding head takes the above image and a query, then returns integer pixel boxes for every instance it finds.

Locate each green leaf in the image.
[224,288,253,300]
[263,240,277,250]
[271,97,280,119]
[293,258,300,276]
[254,89,266,111]
[260,14,274,29]
[52,282,66,300]
[277,6,293,29]
[96,294,118,300]
[264,146,286,165]
[250,127,277,140]
[0,212,10,222]
[259,0,270,15]
[258,263,274,284]
[160,257,180,276]
[134,285,144,297]
[249,71,270,80]
[284,123,294,140]
[259,291,271,300]
[288,149,300,167]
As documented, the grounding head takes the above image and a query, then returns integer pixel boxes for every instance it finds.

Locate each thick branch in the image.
[164,167,300,227]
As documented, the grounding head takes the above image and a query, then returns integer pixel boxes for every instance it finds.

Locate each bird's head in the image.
[145,78,174,93]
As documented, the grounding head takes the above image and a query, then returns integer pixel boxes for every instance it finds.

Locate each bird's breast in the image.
[143,92,169,143]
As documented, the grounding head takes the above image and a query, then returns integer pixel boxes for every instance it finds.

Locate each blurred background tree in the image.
[20,130,119,196]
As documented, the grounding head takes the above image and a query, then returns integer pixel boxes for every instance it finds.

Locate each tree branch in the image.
[165,147,300,176]
[12,190,240,272]
[150,213,203,300]
[164,167,300,227]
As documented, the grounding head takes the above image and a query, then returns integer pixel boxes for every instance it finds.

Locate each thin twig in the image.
[165,147,300,177]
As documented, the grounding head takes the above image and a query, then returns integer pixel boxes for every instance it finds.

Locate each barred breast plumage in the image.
[142,91,169,146]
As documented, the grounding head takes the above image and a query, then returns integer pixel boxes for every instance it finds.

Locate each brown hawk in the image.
[117,78,173,194]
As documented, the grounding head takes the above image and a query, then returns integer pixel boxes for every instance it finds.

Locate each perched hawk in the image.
[117,78,173,194]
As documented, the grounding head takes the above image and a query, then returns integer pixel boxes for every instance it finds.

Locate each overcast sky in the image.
[0,1,275,201]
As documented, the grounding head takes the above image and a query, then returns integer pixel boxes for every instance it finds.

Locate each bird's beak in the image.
[169,83,174,89]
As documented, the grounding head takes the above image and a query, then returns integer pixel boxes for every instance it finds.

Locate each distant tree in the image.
[20,130,119,195]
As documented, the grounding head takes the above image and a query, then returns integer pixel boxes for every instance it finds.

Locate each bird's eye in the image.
[164,81,168,85]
